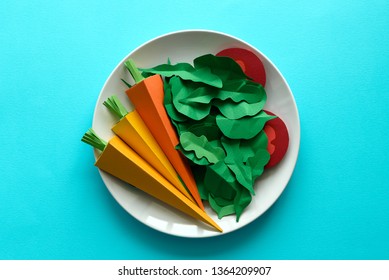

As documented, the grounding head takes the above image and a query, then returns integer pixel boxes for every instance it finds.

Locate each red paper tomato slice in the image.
[263,110,289,168]
[216,48,266,87]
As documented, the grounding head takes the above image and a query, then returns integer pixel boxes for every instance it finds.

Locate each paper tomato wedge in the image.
[263,110,289,168]
[216,48,266,87]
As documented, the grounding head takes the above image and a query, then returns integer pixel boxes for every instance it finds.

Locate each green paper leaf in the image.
[228,164,254,194]
[216,110,276,139]
[234,187,252,222]
[170,76,211,120]
[185,79,264,105]
[177,132,225,165]
[221,138,255,194]
[208,194,236,219]
[240,130,269,162]
[216,98,266,120]
[193,54,249,82]
[206,176,253,221]
[191,165,208,200]
[180,114,222,141]
[141,62,223,88]
[247,148,270,180]
[163,79,189,123]
[203,162,237,201]
[221,135,271,193]
[217,79,265,104]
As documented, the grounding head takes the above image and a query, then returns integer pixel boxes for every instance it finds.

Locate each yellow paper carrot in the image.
[124,59,204,210]
[81,129,222,232]
[102,95,195,204]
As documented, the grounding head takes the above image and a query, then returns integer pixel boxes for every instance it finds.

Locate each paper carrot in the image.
[123,59,204,210]
[102,95,195,204]
[81,129,222,232]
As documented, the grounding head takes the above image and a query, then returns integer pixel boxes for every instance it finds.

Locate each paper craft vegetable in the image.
[263,110,289,168]
[81,129,222,232]
[123,59,204,210]
[216,48,266,87]
[103,95,195,203]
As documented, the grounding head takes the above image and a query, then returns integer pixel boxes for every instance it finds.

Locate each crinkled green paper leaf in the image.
[216,98,266,120]
[163,79,189,123]
[233,187,252,222]
[221,138,255,194]
[180,114,222,140]
[240,130,269,162]
[185,79,265,105]
[228,164,253,194]
[177,132,225,165]
[170,76,211,120]
[247,149,270,180]
[141,62,223,88]
[203,161,253,221]
[217,80,265,104]
[204,162,238,201]
[221,135,270,195]
[216,110,276,139]
[208,194,236,219]
[191,165,208,200]
[194,54,249,82]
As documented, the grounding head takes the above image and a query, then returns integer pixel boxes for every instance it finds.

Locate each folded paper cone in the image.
[125,74,204,210]
[95,135,222,232]
[112,110,195,204]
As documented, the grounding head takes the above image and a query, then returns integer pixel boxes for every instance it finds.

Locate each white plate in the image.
[92,30,300,238]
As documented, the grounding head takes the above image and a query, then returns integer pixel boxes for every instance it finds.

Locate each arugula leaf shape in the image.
[221,136,270,195]
[177,132,226,165]
[181,114,223,141]
[208,194,236,219]
[233,187,252,222]
[207,172,253,221]
[221,138,255,194]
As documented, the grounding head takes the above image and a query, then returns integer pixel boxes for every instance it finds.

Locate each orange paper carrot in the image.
[103,95,195,204]
[124,59,204,210]
[81,129,222,232]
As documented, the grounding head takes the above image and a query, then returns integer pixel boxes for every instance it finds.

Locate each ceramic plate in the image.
[92,30,300,238]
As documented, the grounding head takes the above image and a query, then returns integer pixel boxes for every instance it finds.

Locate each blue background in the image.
[1,0,388,260]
